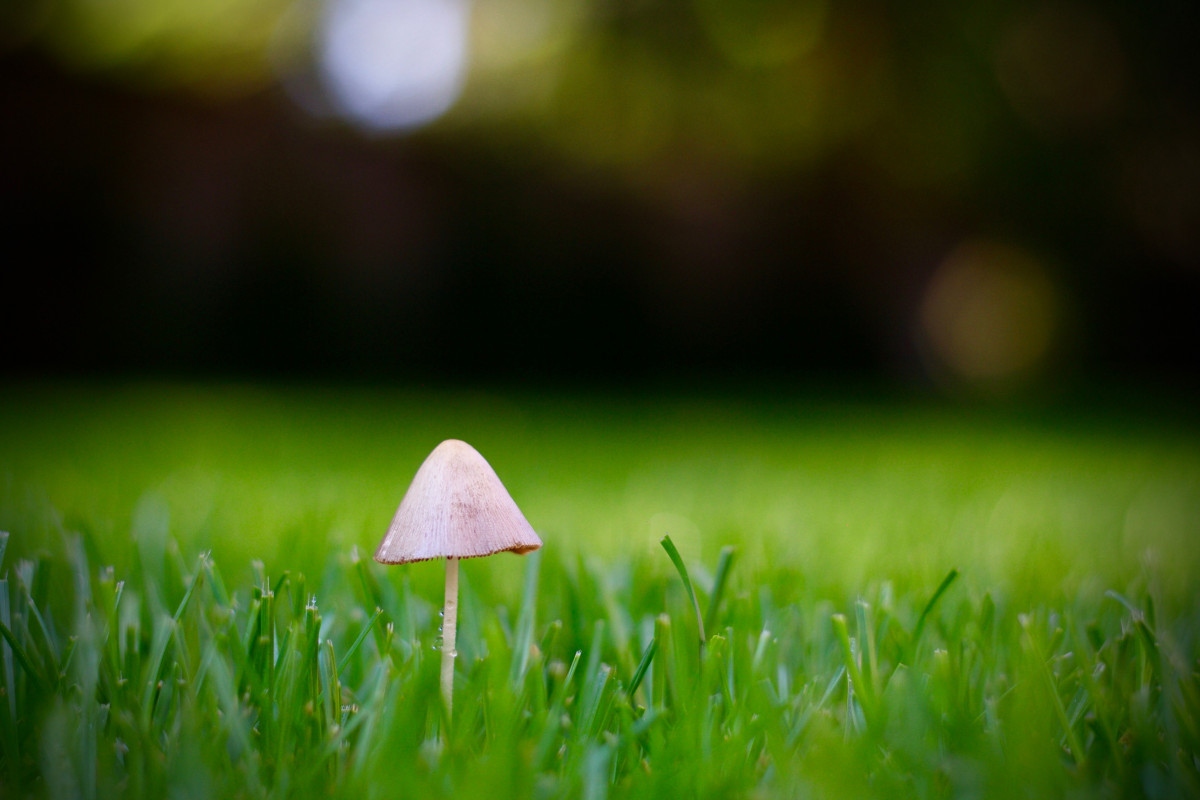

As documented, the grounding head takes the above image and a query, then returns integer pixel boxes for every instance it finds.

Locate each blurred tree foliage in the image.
[2,0,1197,382]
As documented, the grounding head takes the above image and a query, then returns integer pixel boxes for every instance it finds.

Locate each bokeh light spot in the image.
[920,241,1058,383]
[318,0,470,131]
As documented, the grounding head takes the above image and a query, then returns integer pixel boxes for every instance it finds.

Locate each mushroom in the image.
[375,439,542,720]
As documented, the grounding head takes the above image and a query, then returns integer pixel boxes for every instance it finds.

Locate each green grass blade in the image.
[660,535,705,650]
[201,553,231,608]
[319,638,341,727]
[338,606,385,675]
[350,548,391,658]
[652,614,671,711]
[627,637,656,701]
[510,549,542,689]
[140,614,175,725]
[832,613,875,727]
[206,645,260,791]
[1104,589,1142,620]
[0,578,15,711]
[582,743,612,800]
[0,577,21,794]
[1020,616,1085,768]
[578,663,612,739]
[20,591,60,684]
[855,601,877,700]
[1105,589,1162,685]
[703,546,735,634]
[911,568,959,650]
[172,559,204,627]
[0,616,47,692]
[534,649,582,768]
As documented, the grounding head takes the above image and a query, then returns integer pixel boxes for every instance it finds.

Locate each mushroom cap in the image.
[375,439,543,564]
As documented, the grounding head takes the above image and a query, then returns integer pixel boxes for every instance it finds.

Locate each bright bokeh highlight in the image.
[317,0,470,130]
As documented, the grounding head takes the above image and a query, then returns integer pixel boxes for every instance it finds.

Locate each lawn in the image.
[1,381,1199,798]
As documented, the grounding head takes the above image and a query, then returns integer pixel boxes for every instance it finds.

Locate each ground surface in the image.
[1,382,1198,798]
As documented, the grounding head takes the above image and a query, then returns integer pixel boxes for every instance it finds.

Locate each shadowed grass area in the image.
[1,381,1199,797]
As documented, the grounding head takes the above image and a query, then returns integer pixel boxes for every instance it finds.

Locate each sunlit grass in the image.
[1,381,1199,797]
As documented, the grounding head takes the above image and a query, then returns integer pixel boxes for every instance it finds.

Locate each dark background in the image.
[3,0,1199,388]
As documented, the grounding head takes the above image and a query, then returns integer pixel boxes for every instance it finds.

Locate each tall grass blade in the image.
[338,606,385,675]
[534,649,581,769]
[912,568,958,650]
[660,535,705,651]
[832,613,875,727]
[0,576,20,794]
[855,601,877,700]
[652,614,671,711]
[510,549,542,689]
[1105,589,1162,684]
[703,546,735,635]
[319,639,341,729]
[0,614,46,692]
[1020,616,1085,768]
[171,565,203,624]
[627,637,656,701]
[351,547,391,657]
[582,744,612,800]
[578,663,612,739]
[140,614,175,725]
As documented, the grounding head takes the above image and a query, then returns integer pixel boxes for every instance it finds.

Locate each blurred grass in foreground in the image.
[1,381,1199,797]
[2,382,1198,601]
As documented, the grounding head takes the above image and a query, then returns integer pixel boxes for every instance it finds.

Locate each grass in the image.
[1,381,1199,798]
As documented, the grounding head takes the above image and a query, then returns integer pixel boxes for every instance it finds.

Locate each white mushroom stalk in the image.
[374,439,542,722]
[441,556,458,713]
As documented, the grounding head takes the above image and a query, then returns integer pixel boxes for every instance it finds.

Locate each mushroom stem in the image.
[441,556,459,721]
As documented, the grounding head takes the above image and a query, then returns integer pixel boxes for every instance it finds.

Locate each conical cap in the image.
[375,439,543,564]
